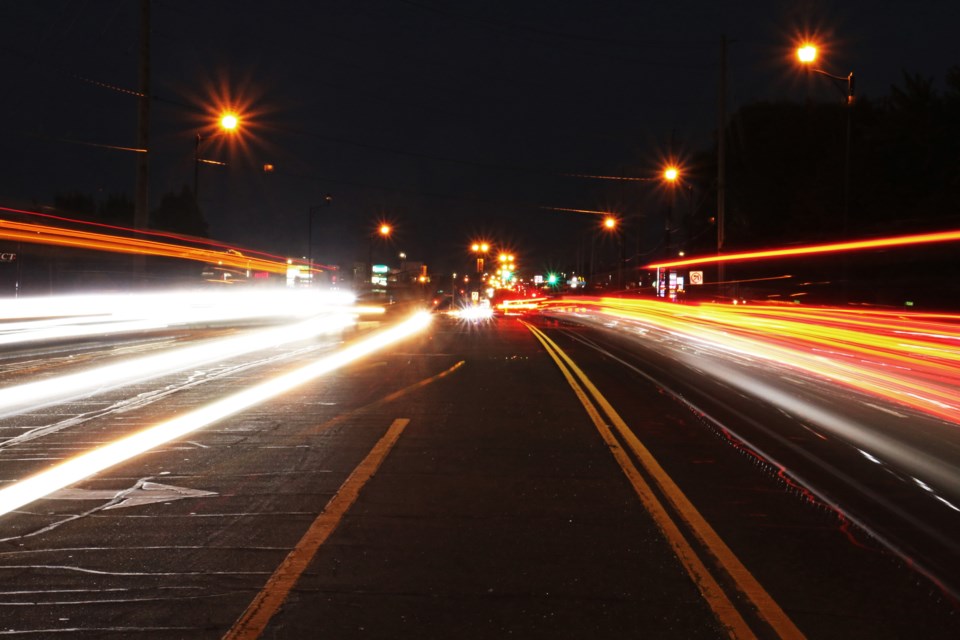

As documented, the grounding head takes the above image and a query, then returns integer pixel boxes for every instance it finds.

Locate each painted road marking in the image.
[45,480,217,510]
[223,418,410,640]
[0,312,431,518]
[524,321,805,640]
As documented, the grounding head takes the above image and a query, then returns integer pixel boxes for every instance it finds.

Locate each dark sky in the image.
[0,0,957,274]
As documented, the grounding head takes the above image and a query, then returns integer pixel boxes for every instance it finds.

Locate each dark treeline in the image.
[682,66,960,254]
[53,186,208,239]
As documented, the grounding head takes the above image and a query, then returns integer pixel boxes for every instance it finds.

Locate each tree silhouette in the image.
[53,192,97,220]
[151,186,209,238]
[679,65,960,254]
[98,193,135,226]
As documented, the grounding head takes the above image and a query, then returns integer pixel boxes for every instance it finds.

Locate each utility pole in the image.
[717,34,727,297]
[133,0,150,282]
[135,0,150,231]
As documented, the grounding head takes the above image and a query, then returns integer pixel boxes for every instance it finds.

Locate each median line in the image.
[223,417,411,640]
[524,321,804,640]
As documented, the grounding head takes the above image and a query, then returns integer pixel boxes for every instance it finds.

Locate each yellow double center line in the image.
[524,321,804,640]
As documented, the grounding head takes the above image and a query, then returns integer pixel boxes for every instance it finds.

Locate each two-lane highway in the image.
[0,302,957,638]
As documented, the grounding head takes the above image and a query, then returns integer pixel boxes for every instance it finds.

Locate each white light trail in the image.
[0,313,358,417]
[0,312,432,517]
[0,289,360,346]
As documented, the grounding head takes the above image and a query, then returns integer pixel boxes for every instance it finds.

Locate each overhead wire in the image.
[1,1,696,225]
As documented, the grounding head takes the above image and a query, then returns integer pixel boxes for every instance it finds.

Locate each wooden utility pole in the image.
[717,35,727,296]
[135,0,150,232]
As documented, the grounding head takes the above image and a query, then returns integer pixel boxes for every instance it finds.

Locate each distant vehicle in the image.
[202,250,250,284]
[493,295,547,317]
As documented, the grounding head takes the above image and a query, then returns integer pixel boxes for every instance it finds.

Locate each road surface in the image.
[0,304,957,638]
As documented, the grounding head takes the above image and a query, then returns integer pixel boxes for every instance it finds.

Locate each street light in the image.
[496,253,517,288]
[587,215,619,290]
[796,42,855,234]
[220,113,239,131]
[662,165,681,260]
[601,215,623,289]
[796,43,854,105]
[369,222,393,285]
[195,111,241,203]
[307,194,333,285]
[471,242,490,275]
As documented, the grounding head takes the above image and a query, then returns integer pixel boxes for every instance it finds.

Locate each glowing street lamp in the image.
[600,215,624,289]
[795,40,855,235]
[661,164,683,262]
[796,44,817,64]
[369,222,394,285]
[796,43,853,104]
[195,111,243,203]
[471,241,490,274]
[220,113,239,131]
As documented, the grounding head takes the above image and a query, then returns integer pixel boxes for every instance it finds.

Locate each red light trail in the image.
[646,230,960,269]
[543,297,960,425]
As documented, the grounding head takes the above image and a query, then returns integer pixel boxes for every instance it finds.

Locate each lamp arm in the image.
[810,68,855,102]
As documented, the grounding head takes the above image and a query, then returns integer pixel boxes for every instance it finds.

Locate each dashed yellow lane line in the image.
[305,360,465,435]
[226,359,465,638]
[223,418,410,640]
[524,321,805,640]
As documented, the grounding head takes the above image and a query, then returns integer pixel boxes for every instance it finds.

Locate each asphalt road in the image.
[0,310,958,638]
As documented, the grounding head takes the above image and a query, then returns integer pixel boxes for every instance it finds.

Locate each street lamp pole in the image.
[469,242,490,300]
[797,44,855,302]
[307,194,333,283]
[717,34,727,296]
[663,167,679,260]
[797,44,855,236]
[194,112,240,205]
[369,224,392,286]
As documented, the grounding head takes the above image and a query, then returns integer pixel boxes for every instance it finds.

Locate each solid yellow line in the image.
[223,418,411,640]
[526,322,805,640]
[524,324,754,639]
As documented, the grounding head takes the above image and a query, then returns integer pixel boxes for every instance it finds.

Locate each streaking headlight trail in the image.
[0,312,432,517]
[0,312,356,417]
[0,289,358,346]
[0,289,371,417]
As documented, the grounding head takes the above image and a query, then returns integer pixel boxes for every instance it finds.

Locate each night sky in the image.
[0,0,956,275]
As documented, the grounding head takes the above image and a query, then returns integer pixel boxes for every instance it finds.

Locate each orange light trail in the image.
[645,230,960,268]
[0,218,291,275]
[540,206,616,216]
[543,297,960,425]
[1,206,287,260]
